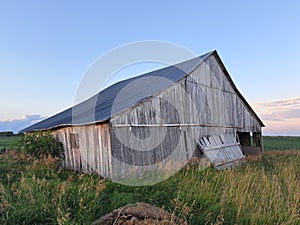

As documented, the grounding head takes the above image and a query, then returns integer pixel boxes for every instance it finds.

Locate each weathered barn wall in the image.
[52,123,112,176]
[110,54,262,169]
[188,54,262,132]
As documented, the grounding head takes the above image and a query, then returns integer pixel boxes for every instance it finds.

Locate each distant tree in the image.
[0,131,14,137]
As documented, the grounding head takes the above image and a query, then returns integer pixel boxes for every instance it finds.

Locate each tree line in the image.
[0,131,24,137]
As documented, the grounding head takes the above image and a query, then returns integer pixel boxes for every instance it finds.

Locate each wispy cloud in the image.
[253,97,300,121]
[0,114,46,133]
[253,97,300,135]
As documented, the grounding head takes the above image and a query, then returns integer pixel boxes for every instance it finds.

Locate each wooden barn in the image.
[22,51,264,179]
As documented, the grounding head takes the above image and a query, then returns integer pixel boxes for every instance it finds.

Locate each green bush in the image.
[13,132,64,158]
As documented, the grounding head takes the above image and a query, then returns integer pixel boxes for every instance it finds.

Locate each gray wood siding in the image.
[188,54,261,132]
[110,54,262,166]
[52,124,112,176]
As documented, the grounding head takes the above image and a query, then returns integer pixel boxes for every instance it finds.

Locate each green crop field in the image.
[0,136,20,152]
[263,136,300,151]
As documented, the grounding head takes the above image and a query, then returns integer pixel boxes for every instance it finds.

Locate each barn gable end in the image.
[110,52,263,170]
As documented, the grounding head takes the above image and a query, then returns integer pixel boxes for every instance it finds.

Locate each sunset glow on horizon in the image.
[253,97,300,136]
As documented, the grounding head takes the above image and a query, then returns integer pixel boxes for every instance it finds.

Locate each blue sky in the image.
[1,1,300,135]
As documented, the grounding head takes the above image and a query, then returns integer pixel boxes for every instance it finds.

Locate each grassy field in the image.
[0,136,20,152]
[263,136,300,151]
[0,136,299,224]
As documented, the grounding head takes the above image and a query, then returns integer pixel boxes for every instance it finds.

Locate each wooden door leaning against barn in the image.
[197,134,246,170]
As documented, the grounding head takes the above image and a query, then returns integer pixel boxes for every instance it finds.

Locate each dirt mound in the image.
[91,202,187,225]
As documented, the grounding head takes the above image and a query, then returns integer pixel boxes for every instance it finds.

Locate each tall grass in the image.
[0,150,299,224]
[175,151,300,224]
[98,151,300,225]
[0,151,105,225]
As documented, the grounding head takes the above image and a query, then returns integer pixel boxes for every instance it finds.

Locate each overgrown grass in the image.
[1,150,299,224]
[263,136,300,151]
[0,151,105,225]
[98,151,300,224]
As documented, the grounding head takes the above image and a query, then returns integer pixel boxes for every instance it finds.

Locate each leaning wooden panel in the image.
[198,134,245,169]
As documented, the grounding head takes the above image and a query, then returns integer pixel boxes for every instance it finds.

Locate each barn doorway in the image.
[236,132,262,155]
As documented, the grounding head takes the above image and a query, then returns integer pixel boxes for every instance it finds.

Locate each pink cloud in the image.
[252,97,300,135]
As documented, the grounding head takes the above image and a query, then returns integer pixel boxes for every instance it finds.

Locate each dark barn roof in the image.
[21,51,264,133]
[21,52,213,132]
